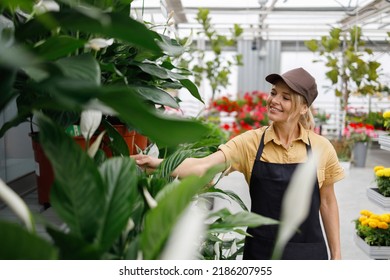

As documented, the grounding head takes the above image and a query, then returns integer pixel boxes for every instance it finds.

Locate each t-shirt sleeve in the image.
[323,141,345,186]
[217,130,259,181]
[218,137,244,174]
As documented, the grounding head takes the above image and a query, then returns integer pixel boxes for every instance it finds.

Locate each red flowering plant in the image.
[343,122,378,143]
[206,91,269,138]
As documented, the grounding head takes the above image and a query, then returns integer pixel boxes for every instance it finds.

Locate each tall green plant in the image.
[305,26,382,115]
[178,8,243,101]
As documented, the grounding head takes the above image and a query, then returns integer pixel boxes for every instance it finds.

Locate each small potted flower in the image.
[367,166,390,210]
[375,166,390,197]
[378,110,390,150]
[343,122,378,167]
[354,209,390,259]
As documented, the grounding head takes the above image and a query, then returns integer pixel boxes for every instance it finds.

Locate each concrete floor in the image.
[0,143,389,260]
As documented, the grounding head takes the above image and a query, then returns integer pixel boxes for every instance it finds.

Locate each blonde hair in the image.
[290,93,315,130]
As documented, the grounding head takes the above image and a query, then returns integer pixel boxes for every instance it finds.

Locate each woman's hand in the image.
[131,154,163,172]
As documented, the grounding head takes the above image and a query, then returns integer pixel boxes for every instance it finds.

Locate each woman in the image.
[133,67,345,260]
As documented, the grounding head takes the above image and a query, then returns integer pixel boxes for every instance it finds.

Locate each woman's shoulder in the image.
[308,131,337,156]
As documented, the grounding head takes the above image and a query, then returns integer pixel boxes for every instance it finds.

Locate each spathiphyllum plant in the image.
[0,0,279,260]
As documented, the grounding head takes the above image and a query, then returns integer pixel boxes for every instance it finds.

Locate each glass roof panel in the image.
[131,0,390,41]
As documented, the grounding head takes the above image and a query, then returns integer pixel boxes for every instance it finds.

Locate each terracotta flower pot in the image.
[30,127,147,206]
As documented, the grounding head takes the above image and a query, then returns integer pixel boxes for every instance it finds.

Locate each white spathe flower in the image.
[147,143,159,158]
[271,151,319,259]
[87,130,105,158]
[160,202,207,260]
[80,109,102,140]
[0,179,34,232]
[214,241,221,260]
[143,187,158,209]
[85,38,114,51]
[34,0,60,15]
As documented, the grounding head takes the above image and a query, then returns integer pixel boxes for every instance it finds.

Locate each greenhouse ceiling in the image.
[131,0,390,41]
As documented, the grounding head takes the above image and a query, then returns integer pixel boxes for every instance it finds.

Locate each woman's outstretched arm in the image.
[131,150,227,178]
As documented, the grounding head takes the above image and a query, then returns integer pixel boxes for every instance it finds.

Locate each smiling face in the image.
[267,80,307,125]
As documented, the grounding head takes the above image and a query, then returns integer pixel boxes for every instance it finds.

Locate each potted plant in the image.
[0,1,282,260]
[0,0,208,205]
[367,166,390,210]
[343,122,377,167]
[378,110,390,151]
[329,137,353,167]
[354,209,390,259]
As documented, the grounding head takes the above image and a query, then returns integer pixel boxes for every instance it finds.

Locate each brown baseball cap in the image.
[265,67,318,106]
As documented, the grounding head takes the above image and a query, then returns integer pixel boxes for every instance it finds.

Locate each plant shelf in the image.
[378,134,390,152]
[354,234,390,259]
[366,188,390,210]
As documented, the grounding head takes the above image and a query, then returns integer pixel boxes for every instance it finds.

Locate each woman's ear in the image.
[300,104,309,115]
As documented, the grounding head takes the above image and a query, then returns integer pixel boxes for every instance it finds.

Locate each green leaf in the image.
[140,166,221,259]
[304,39,318,52]
[19,8,161,53]
[204,186,249,212]
[157,35,185,57]
[0,220,57,260]
[0,43,41,69]
[34,36,87,61]
[0,66,16,111]
[0,0,34,11]
[36,113,105,242]
[97,87,211,147]
[97,157,139,251]
[180,79,203,104]
[55,53,101,85]
[129,85,179,108]
[101,120,130,157]
[156,148,195,178]
[208,209,278,233]
[46,227,102,260]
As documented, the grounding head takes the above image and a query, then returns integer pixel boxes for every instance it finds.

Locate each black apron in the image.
[243,130,328,260]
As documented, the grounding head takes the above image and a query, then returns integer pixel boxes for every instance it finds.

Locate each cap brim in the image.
[265,73,301,95]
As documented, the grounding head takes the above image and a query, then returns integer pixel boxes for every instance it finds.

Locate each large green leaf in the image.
[203,186,249,212]
[134,62,203,104]
[129,85,179,109]
[101,119,130,157]
[97,157,139,251]
[37,113,105,242]
[208,209,278,233]
[0,66,16,111]
[140,166,221,260]
[0,43,41,69]
[35,36,87,61]
[55,53,101,85]
[180,79,203,103]
[46,227,102,260]
[17,7,161,53]
[0,221,57,260]
[96,87,211,147]
[0,0,34,11]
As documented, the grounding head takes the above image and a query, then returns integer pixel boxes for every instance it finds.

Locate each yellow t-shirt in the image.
[218,123,345,188]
